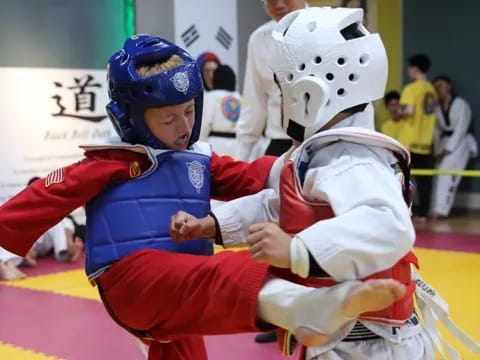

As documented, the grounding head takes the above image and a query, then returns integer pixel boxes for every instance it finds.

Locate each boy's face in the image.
[144,100,195,150]
[386,98,400,118]
[407,65,418,80]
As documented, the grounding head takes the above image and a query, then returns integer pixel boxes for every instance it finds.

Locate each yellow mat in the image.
[1,247,479,359]
[1,269,99,301]
[0,342,63,360]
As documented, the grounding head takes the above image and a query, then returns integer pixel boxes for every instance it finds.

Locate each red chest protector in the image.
[277,160,418,326]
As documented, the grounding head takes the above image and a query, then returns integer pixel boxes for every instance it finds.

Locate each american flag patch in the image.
[45,168,65,188]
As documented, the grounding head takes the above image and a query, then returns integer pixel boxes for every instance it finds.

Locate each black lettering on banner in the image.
[51,75,107,123]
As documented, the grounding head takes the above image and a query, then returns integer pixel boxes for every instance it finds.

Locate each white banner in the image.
[174,0,238,75]
[0,67,115,203]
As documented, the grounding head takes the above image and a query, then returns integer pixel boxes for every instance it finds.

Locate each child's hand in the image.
[247,223,292,268]
[170,211,215,242]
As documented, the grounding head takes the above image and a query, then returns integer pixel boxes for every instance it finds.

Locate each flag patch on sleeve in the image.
[45,168,65,188]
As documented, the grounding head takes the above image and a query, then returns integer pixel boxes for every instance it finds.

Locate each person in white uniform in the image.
[200,65,241,157]
[430,76,478,219]
[172,7,437,359]
[235,0,306,161]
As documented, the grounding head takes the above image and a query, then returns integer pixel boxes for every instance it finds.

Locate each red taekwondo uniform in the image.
[0,143,276,360]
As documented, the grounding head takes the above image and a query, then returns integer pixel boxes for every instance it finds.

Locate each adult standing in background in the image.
[397,54,437,222]
[200,64,242,157]
[236,0,305,343]
[235,0,306,161]
[430,76,478,219]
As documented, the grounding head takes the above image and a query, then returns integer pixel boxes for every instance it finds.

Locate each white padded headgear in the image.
[270,7,388,141]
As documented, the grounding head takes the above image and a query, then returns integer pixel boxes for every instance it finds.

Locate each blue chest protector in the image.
[85,148,212,280]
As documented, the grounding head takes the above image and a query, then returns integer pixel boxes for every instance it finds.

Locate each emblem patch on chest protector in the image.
[187,160,205,193]
[170,72,189,94]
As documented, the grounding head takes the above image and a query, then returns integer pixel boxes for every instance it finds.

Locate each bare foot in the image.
[294,327,329,347]
[22,249,37,267]
[5,260,26,279]
[343,279,406,318]
[0,262,23,281]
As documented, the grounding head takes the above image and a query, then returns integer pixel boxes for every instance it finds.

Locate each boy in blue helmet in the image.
[0,34,407,360]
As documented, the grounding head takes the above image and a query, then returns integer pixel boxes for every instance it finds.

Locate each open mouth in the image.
[175,134,190,147]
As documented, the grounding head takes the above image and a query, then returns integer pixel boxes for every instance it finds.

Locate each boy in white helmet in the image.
[171,7,435,360]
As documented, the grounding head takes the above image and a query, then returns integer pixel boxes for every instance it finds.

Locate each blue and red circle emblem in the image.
[221,96,241,123]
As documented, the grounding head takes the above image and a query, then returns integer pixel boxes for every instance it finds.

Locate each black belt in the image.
[441,130,454,137]
[209,131,236,138]
[269,138,292,145]
[342,322,381,342]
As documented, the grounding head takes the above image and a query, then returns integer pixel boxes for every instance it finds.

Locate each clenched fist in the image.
[247,222,292,268]
[170,211,216,242]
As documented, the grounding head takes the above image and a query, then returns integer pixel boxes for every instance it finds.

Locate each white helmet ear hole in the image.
[337,88,346,97]
[326,73,334,81]
[303,92,310,116]
[287,76,330,128]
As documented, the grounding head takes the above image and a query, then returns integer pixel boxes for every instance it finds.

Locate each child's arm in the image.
[294,144,415,281]
[210,152,277,201]
[170,188,281,249]
[0,150,150,256]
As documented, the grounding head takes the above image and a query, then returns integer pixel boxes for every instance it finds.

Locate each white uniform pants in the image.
[310,330,434,360]
[431,139,473,216]
[33,218,74,260]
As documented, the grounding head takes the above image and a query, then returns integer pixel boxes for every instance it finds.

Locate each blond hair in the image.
[136,54,184,78]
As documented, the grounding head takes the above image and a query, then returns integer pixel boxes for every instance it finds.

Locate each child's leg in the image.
[258,278,406,347]
[98,249,273,341]
[98,249,404,346]
[147,337,207,360]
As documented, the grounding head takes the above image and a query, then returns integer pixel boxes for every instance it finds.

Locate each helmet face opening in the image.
[270,7,388,142]
[107,35,204,149]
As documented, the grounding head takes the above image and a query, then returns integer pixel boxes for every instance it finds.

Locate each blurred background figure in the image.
[0,247,25,281]
[397,54,437,222]
[200,64,241,157]
[380,90,403,143]
[341,0,368,25]
[235,0,306,162]
[23,177,84,265]
[430,75,478,219]
[197,52,221,91]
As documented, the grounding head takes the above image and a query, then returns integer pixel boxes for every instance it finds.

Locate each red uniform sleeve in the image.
[0,150,151,256]
[210,153,276,201]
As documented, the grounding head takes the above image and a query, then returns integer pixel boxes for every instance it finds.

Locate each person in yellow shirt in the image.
[380,91,403,141]
[397,54,437,221]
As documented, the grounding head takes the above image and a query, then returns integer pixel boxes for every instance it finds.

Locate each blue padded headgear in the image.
[107,34,204,149]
